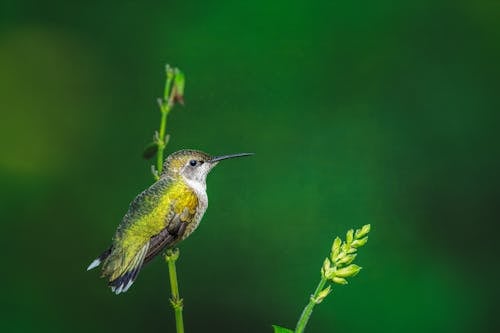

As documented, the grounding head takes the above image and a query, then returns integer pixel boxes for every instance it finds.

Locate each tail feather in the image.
[109,242,149,295]
[87,247,112,271]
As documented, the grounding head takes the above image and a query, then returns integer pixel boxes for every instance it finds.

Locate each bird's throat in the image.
[182,176,207,197]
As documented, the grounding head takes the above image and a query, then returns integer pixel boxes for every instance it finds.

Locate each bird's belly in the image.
[182,198,207,240]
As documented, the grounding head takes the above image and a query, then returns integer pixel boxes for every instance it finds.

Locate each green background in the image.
[1,1,498,332]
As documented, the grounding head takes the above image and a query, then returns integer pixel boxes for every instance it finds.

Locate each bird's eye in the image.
[189,160,197,166]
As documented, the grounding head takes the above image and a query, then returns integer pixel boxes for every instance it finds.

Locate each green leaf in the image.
[142,142,158,159]
[272,325,294,333]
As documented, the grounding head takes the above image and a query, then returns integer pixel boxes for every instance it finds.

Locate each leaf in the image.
[272,325,294,333]
[142,142,158,159]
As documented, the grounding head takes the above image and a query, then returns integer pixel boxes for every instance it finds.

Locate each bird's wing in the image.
[102,178,173,289]
[102,178,198,294]
[117,177,172,233]
[144,204,197,264]
[108,242,149,294]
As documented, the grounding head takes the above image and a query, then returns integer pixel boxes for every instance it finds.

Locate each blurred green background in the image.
[1,0,499,332]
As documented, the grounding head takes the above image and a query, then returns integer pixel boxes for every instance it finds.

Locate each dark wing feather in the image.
[144,207,192,264]
[108,242,150,294]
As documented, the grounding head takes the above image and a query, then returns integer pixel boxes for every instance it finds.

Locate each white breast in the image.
[182,176,209,237]
[183,176,208,208]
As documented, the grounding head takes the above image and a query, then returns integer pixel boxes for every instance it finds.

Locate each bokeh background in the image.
[1,1,499,332]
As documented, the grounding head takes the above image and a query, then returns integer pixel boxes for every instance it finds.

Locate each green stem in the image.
[154,68,175,179]
[295,277,328,333]
[155,65,185,332]
[156,107,169,176]
[166,248,184,333]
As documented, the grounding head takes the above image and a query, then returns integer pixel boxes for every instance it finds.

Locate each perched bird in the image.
[87,149,252,294]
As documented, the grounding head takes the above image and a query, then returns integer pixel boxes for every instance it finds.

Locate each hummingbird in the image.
[87,149,253,294]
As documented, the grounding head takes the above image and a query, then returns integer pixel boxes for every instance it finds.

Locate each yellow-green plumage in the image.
[104,179,198,281]
[87,149,252,294]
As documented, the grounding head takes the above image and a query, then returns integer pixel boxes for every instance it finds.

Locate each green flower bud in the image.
[174,69,185,94]
[351,237,368,248]
[332,276,348,285]
[321,258,333,278]
[355,224,371,239]
[331,237,342,259]
[337,253,357,266]
[334,251,345,263]
[314,286,332,304]
[347,247,358,254]
[173,69,185,105]
[165,64,174,79]
[346,229,354,245]
[334,264,362,278]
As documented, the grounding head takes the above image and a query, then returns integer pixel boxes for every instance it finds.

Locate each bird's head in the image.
[161,149,253,186]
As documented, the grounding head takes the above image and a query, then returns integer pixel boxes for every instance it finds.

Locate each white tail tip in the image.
[86,258,101,271]
[122,279,134,293]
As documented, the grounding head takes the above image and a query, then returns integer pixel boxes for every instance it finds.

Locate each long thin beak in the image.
[210,152,254,163]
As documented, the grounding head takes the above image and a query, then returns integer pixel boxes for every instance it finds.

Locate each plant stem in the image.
[295,277,328,333]
[153,65,186,332]
[156,107,169,176]
[154,67,175,179]
[166,248,184,333]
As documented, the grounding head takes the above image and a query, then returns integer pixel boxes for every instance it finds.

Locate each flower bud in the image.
[346,229,354,245]
[336,253,357,266]
[332,276,348,285]
[334,251,345,263]
[173,69,185,105]
[334,264,362,278]
[165,64,174,79]
[355,224,371,239]
[314,286,332,303]
[331,237,342,259]
[351,237,368,248]
[321,258,333,278]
